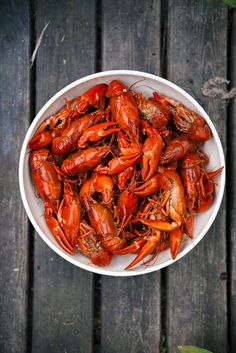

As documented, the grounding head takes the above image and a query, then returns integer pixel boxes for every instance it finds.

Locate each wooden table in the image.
[0,1,235,352]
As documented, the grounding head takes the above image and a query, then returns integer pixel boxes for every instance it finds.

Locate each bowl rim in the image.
[19,69,226,276]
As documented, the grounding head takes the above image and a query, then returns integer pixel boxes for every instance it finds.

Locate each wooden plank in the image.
[31,1,96,352]
[101,1,161,352]
[230,9,236,352]
[0,1,30,352]
[166,1,228,352]
[102,0,160,73]
[101,274,161,353]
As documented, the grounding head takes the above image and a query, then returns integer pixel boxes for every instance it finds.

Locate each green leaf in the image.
[177,346,213,353]
[224,0,236,8]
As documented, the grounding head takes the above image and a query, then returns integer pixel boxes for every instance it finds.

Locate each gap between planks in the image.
[26,0,37,351]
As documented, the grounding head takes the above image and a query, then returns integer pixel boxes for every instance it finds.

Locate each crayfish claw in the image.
[170,227,183,260]
[44,202,76,255]
[113,239,146,255]
[133,174,159,197]
[125,237,160,270]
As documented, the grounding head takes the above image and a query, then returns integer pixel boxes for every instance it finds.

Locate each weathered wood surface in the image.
[0,1,30,352]
[102,0,161,73]
[101,1,162,352]
[31,1,96,352]
[230,8,236,352]
[166,1,228,352]
[101,274,161,353]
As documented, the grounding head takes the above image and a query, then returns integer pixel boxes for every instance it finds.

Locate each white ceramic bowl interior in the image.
[19,70,225,276]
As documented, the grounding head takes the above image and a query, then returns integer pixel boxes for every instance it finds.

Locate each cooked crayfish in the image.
[141,126,163,181]
[181,152,223,218]
[58,182,81,247]
[161,134,197,164]
[163,96,212,142]
[28,83,108,150]
[28,79,223,269]
[79,174,114,209]
[29,150,82,254]
[78,221,112,266]
[83,196,126,253]
[137,171,187,259]
[78,122,120,148]
[106,80,140,142]
[29,149,62,211]
[133,91,170,129]
[52,110,104,155]
[61,146,110,176]
[95,140,141,175]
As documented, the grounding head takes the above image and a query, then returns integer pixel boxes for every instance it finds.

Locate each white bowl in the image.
[19,70,225,276]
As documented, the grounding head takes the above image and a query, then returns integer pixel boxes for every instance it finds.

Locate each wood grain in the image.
[101,1,162,352]
[31,1,96,352]
[102,0,161,73]
[0,1,30,352]
[166,1,228,352]
[101,274,161,353]
[229,8,236,352]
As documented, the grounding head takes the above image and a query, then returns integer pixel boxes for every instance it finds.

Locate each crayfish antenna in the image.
[128,78,146,91]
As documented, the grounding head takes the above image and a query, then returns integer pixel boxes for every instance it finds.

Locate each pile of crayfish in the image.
[28,79,223,270]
